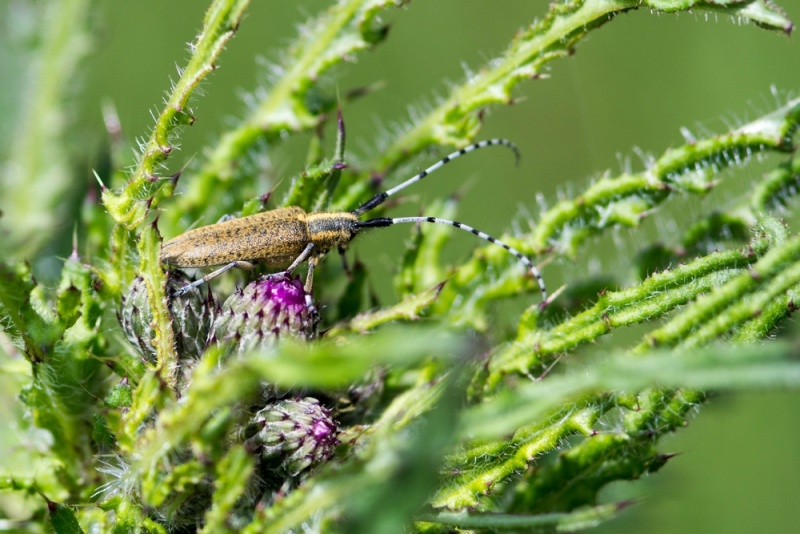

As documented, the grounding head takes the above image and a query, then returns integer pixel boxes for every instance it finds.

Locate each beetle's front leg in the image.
[170,260,254,297]
[276,242,315,276]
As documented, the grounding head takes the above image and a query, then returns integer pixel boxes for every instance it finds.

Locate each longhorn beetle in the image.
[161,139,548,308]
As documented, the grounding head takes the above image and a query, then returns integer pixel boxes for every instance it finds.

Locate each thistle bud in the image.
[211,274,317,356]
[118,277,155,362]
[171,277,215,361]
[244,397,339,478]
[118,273,213,363]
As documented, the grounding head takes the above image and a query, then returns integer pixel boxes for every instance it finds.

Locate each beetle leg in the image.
[276,242,318,317]
[282,242,315,275]
[338,246,351,276]
[170,260,254,297]
[304,256,316,294]
[303,256,320,318]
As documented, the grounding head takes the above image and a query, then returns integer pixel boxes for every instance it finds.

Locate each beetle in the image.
[161,139,548,307]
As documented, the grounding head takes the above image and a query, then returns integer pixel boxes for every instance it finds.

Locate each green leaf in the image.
[48,501,85,534]
[417,502,630,532]
[201,446,254,534]
[169,0,405,231]
[102,0,251,229]
[334,0,793,212]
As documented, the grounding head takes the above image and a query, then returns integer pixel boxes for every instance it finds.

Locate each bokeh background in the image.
[2,1,800,531]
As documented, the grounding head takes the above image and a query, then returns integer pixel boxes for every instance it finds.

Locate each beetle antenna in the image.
[357,216,547,304]
[353,139,519,216]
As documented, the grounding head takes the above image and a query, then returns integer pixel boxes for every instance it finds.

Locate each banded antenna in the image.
[352,139,548,304]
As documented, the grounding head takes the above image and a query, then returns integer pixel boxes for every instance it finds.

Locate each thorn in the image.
[171,154,196,186]
[615,498,640,512]
[343,80,386,101]
[43,494,57,512]
[70,225,80,261]
[93,170,108,191]
[335,107,346,161]
[536,353,563,380]
[433,279,448,295]
[540,284,567,310]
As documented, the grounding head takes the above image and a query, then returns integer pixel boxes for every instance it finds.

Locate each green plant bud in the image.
[118,273,214,363]
[118,277,157,363]
[169,273,215,360]
[245,397,339,478]
[211,274,317,356]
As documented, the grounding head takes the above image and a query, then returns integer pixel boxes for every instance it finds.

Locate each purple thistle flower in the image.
[245,397,339,478]
[212,274,317,356]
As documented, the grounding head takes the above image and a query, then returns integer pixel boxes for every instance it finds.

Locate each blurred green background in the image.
[2,0,800,531]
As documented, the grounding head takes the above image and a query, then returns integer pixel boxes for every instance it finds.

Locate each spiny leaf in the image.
[329,281,446,334]
[532,98,800,257]
[102,0,251,229]
[169,0,405,230]
[333,0,792,212]
[416,502,630,532]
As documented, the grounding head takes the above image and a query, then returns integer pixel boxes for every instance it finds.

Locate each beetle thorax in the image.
[306,212,360,251]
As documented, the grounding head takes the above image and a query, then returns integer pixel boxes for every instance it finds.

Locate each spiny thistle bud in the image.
[118,273,214,363]
[211,274,317,356]
[119,277,154,363]
[170,276,215,361]
[244,397,339,478]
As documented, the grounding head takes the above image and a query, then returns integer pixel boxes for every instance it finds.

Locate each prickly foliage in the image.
[0,1,799,533]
